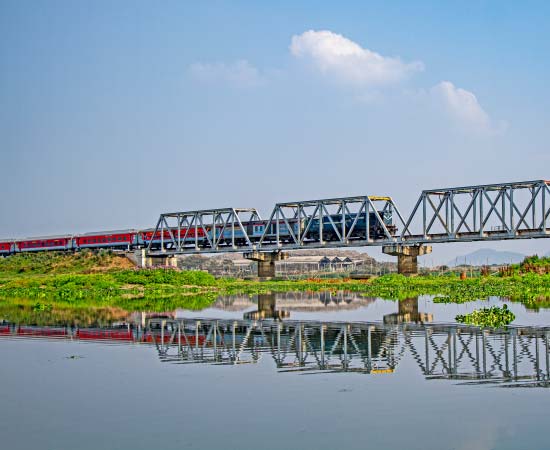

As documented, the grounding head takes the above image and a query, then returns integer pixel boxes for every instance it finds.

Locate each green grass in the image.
[0,250,135,277]
[2,253,550,315]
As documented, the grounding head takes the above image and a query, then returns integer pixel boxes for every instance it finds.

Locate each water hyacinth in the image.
[455,305,515,328]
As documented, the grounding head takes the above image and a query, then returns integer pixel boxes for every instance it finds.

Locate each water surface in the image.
[1,292,549,450]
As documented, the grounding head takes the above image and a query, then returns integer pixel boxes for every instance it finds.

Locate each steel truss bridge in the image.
[149,317,550,388]
[147,179,550,256]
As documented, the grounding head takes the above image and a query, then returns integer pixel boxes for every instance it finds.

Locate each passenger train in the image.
[0,211,396,256]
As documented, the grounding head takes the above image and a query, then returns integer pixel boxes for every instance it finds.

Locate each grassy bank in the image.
[1,252,550,311]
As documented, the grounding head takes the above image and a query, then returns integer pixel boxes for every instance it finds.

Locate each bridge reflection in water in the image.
[148,316,550,388]
[219,292,433,321]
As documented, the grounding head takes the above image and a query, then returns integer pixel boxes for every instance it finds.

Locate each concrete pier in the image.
[143,252,178,268]
[382,244,432,276]
[243,250,289,279]
[383,297,433,324]
[243,293,290,320]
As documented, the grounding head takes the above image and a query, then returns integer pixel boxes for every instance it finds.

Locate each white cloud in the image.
[290,30,424,86]
[430,81,493,132]
[188,60,264,87]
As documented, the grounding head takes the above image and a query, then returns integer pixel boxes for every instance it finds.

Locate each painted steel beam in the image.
[146,179,550,256]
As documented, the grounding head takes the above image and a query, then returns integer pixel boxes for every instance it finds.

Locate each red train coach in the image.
[0,240,13,255]
[76,229,138,250]
[15,235,73,252]
[140,227,206,246]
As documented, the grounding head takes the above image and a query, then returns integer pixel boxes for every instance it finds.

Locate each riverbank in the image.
[1,252,550,311]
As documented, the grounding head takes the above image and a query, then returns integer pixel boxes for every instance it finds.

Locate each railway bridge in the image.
[146,179,550,276]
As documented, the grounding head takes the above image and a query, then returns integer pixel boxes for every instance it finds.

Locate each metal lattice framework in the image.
[147,318,550,386]
[401,179,550,244]
[147,208,261,253]
[146,179,550,256]
[147,196,407,255]
[257,195,407,250]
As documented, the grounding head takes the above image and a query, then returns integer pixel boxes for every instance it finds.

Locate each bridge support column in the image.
[243,250,289,280]
[382,245,432,276]
[145,255,178,268]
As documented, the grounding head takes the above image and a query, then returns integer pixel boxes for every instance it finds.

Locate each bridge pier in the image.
[383,297,433,324]
[382,244,432,276]
[145,254,178,268]
[243,293,290,320]
[243,250,289,280]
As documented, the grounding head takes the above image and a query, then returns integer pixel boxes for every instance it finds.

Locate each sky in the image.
[1,0,549,263]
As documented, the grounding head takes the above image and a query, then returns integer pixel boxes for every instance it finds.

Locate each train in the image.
[0,211,396,256]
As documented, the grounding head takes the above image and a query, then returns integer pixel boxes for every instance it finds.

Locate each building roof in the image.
[282,256,328,263]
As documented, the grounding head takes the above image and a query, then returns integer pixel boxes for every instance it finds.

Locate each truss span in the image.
[401,179,550,244]
[146,179,550,256]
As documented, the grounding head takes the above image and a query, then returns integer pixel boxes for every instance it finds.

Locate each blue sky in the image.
[1,0,549,262]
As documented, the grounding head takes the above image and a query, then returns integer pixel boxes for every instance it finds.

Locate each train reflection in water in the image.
[149,316,550,388]
[2,293,550,388]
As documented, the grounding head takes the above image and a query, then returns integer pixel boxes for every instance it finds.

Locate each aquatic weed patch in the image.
[455,305,515,328]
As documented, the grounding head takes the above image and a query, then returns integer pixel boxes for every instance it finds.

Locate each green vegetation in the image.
[517,255,550,274]
[455,305,516,328]
[1,253,550,318]
[0,250,134,278]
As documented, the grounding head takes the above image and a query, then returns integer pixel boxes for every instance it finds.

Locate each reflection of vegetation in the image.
[2,253,550,311]
[221,273,550,306]
[0,294,218,327]
[456,305,515,328]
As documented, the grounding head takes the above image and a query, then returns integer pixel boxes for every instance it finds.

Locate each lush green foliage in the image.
[0,250,134,277]
[518,255,550,274]
[455,305,515,328]
[112,269,216,286]
[2,253,550,311]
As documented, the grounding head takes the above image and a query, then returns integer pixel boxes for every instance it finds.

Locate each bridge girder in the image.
[146,179,550,256]
[401,179,550,244]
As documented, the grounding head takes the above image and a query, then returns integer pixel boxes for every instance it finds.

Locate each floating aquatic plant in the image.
[455,305,515,328]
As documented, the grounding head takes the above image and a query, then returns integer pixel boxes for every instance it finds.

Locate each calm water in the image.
[1,293,550,450]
